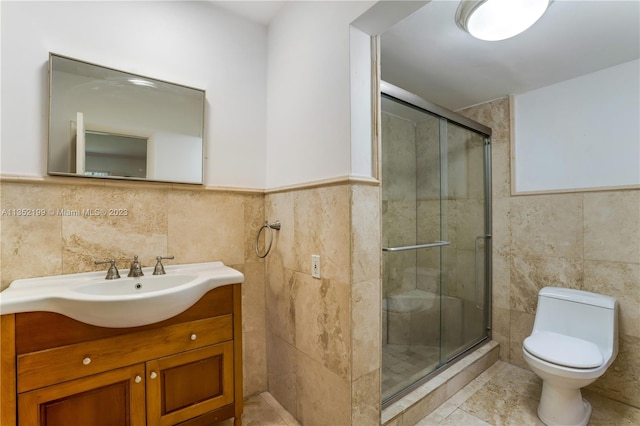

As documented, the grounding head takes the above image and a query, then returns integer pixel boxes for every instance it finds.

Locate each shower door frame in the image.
[380,81,493,407]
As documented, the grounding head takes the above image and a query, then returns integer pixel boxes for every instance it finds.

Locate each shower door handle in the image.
[474,235,491,309]
[382,241,451,252]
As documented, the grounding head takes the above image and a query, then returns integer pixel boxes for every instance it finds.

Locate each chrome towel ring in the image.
[255,220,281,258]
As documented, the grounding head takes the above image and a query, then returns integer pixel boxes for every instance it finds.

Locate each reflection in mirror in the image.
[48,54,205,184]
[85,131,148,178]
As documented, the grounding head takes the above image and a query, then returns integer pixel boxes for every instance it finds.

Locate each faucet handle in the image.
[95,259,121,280]
[153,256,174,275]
[128,255,144,277]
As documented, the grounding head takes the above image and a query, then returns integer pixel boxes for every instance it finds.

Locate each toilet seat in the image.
[523,332,603,369]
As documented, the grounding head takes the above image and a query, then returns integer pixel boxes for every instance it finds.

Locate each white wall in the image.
[150,133,203,184]
[350,25,374,179]
[265,0,375,189]
[0,1,267,188]
[514,59,640,193]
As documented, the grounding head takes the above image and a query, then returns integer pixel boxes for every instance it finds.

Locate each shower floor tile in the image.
[382,344,440,401]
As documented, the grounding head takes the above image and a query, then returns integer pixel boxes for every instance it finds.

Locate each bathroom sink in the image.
[0,262,244,328]
[75,274,197,296]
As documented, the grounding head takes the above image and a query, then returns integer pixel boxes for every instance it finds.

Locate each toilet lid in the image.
[523,332,603,369]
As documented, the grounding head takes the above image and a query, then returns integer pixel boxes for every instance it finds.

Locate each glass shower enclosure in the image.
[380,82,492,404]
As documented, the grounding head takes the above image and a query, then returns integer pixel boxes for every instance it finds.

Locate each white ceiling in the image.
[211,0,287,25]
[381,0,640,110]
[211,1,639,111]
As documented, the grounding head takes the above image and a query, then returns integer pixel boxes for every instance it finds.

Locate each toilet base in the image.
[537,381,591,426]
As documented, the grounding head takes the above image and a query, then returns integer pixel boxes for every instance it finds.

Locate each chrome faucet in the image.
[128,255,144,277]
[153,256,174,275]
[95,259,121,280]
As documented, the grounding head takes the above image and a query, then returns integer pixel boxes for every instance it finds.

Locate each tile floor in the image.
[224,361,640,425]
[417,361,640,426]
[216,392,300,426]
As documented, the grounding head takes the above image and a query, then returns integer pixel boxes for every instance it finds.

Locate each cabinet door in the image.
[146,342,234,426]
[18,364,146,426]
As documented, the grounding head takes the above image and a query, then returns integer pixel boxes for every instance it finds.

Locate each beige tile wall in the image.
[351,184,382,423]
[264,182,381,425]
[460,98,640,409]
[0,178,267,398]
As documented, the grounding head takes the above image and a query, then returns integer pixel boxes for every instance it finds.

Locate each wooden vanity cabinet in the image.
[146,342,235,425]
[1,284,243,426]
[17,363,147,426]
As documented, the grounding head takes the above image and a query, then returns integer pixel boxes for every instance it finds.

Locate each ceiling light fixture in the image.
[128,78,157,88]
[456,0,551,41]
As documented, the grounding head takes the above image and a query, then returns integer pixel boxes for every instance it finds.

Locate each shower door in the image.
[381,82,491,404]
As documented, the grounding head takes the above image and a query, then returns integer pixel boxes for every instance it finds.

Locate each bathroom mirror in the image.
[48,54,205,184]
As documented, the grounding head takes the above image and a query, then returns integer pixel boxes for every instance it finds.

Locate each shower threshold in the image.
[381,340,499,425]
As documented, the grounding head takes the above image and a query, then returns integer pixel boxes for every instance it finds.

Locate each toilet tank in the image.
[533,287,619,359]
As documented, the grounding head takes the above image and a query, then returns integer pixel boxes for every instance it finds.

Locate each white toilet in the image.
[522,287,618,426]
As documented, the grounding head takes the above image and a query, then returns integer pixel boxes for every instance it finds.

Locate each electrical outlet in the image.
[311,255,321,279]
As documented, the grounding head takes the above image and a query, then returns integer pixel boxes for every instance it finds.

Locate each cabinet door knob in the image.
[150,371,158,379]
[82,357,91,365]
[134,375,142,383]
[190,333,197,341]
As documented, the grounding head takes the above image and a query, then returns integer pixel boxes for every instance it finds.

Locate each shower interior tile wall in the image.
[381,110,486,349]
[381,111,440,298]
